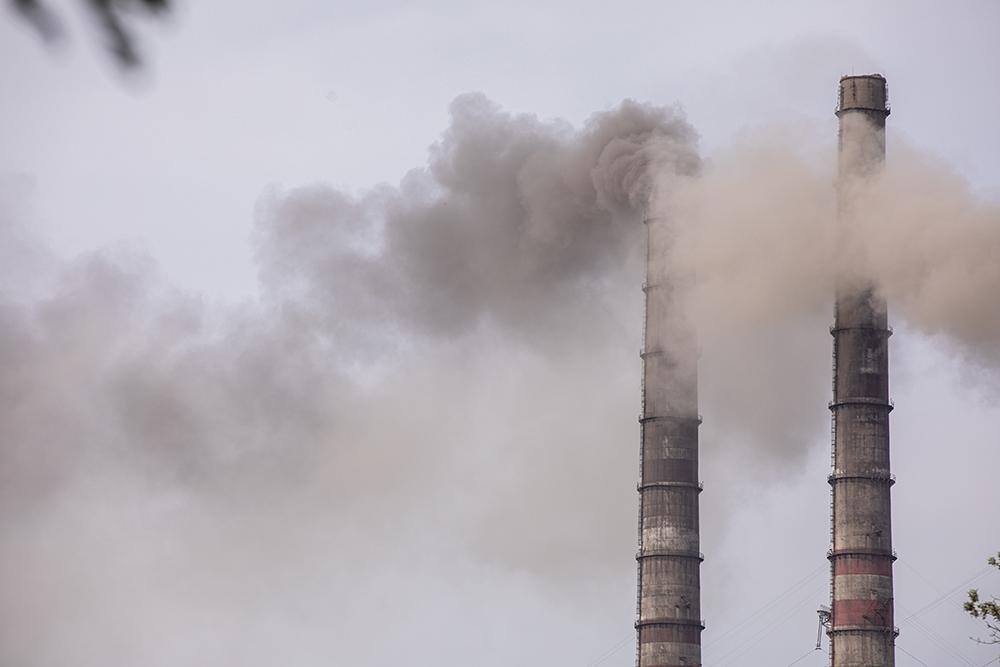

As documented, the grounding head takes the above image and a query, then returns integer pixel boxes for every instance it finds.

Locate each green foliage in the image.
[965,552,1000,645]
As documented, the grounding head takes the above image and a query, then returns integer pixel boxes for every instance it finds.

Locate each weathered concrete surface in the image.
[829,74,896,667]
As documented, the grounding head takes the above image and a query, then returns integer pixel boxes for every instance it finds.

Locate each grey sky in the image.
[1,1,998,666]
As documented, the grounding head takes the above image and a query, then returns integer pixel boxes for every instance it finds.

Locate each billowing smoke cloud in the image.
[647,123,1000,476]
[0,96,698,667]
[1,94,998,666]
[667,126,1000,364]
[255,92,698,345]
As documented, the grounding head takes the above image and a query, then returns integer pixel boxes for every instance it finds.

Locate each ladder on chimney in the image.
[635,249,649,667]
[829,330,838,540]
[636,438,644,667]
[828,314,839,660]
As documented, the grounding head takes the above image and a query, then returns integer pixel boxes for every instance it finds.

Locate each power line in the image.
[785,647,821,666]
[898,557,946,595]
[709,580,826,667]
[584,634,631,667]
[901,612,976,666]
[902,566,992,622]
[897,644,932,666]
[596,564,826,667]
[589,561,994,667]
[705,563,827,650]
[894,557,983,665]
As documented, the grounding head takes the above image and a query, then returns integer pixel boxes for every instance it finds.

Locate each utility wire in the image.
[785,647,821,666]
[709,580,826,667]
[589,561,993,667]
[901,612,976,666]
[704,563,826,650]
[898,557,947,596]
[894,557,981,665]
[897,644,932,666]
[584,634,631,667]
[902,566,992,622]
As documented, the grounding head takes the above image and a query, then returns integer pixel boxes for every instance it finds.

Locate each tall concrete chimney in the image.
[828,74,897,666]
[636,214,703,666]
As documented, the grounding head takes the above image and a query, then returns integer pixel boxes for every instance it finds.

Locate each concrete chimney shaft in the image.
[828,73,897,667]
[635,215,703,667]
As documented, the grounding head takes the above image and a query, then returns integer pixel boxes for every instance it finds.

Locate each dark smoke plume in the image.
[256,92,698,342]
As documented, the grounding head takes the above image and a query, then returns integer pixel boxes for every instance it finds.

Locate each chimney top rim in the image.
[839,73,886,82]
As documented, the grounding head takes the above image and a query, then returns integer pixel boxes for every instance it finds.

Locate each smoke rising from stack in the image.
[0,92,998,665]
[654,123,1000,476]
[256,93,698,342]
[664,127,1000,368]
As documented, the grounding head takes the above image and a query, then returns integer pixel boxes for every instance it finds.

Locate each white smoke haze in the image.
[1,93,999,666]
[647,121,1000,477]
[667,121,1000,363]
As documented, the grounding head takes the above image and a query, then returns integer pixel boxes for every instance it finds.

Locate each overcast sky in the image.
[1,1,998,666]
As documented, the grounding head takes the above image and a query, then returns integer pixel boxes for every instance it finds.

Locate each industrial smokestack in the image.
[828,74,897,665]
[635,214,703,666]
